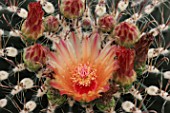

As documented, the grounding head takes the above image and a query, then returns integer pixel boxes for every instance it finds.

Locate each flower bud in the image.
[113,46,136,86]
[60,0,84,19]
[96,97,115,112]
[21,2,44,42]
[113,22,140,47]
[82,19,91,30]
[23,44,48,72]
[47,88,67,106]
[98,14,116,32]
[134,33,154,75]
[44,16,60,33]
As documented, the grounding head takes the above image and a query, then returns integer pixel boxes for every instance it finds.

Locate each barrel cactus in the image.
[0,0,170,113]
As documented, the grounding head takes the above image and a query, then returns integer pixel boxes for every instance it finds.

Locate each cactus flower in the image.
[21,2,44,41]
[60,0,84,19]
[48,32,119,102]
[113,46,136,86]
[23,44,48,72]
[113,22,140,47]
[98,14,115,32]
[44,16,60,33]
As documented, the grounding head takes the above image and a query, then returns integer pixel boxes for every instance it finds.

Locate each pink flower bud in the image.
[23,44,48,72]
[113,22,140,47]
[44,16,60,33]
[98,14,116,32]
[60,0,84,19]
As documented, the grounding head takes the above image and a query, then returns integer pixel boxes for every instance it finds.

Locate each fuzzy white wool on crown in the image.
[11,85,23,95]
[146,65,160,73]
[0,99,7,108]
[9,30,20,37]
[164,71,170,79]
[43,2,55,14]
[0,29,4,35]
[17,8,28,18]
[25,101,37,112]
[20,78,34,89]
[36,86,47,97]
[0,70,9,81]
[148,48,169,59]
[5,47,18,57]
[133,109,142,113]
[0,49,4,56]
[149,24,169,37]
[20,110,28,113]
[161,49,169,55]
[7,6,18,12]
[146,85,159,96]
[13,63,25,72]
[131,0,144,7]
[152,0,161,6]
[163,95,170,101]
[95,4,106,17]
[113,92,121,98]
[158,90,168,99]
[121,101,135,112]
[118,0,129,11]
[36,69,44,79]
[128,13,142,23]
[0,5,2,10]
[129,87,142,100]
[144,5,154,14]
[37,0,46,5]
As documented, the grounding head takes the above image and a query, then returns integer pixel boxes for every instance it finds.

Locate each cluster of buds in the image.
[3,0,165,112]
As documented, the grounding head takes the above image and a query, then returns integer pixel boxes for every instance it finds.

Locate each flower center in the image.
[71,64,97,87]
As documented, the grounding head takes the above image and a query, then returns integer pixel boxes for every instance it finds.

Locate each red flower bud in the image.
[60,0,84,19]
[44,16,60,33]
[98,14,116,32]
[113,22,140,47]
[114,46,136,85]
[21,2,44,41]
[23,44,48,72]
[82,19,91,30]
[134,33,154,75]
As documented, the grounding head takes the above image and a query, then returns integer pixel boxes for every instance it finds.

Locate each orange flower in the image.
[48,32,118,102]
